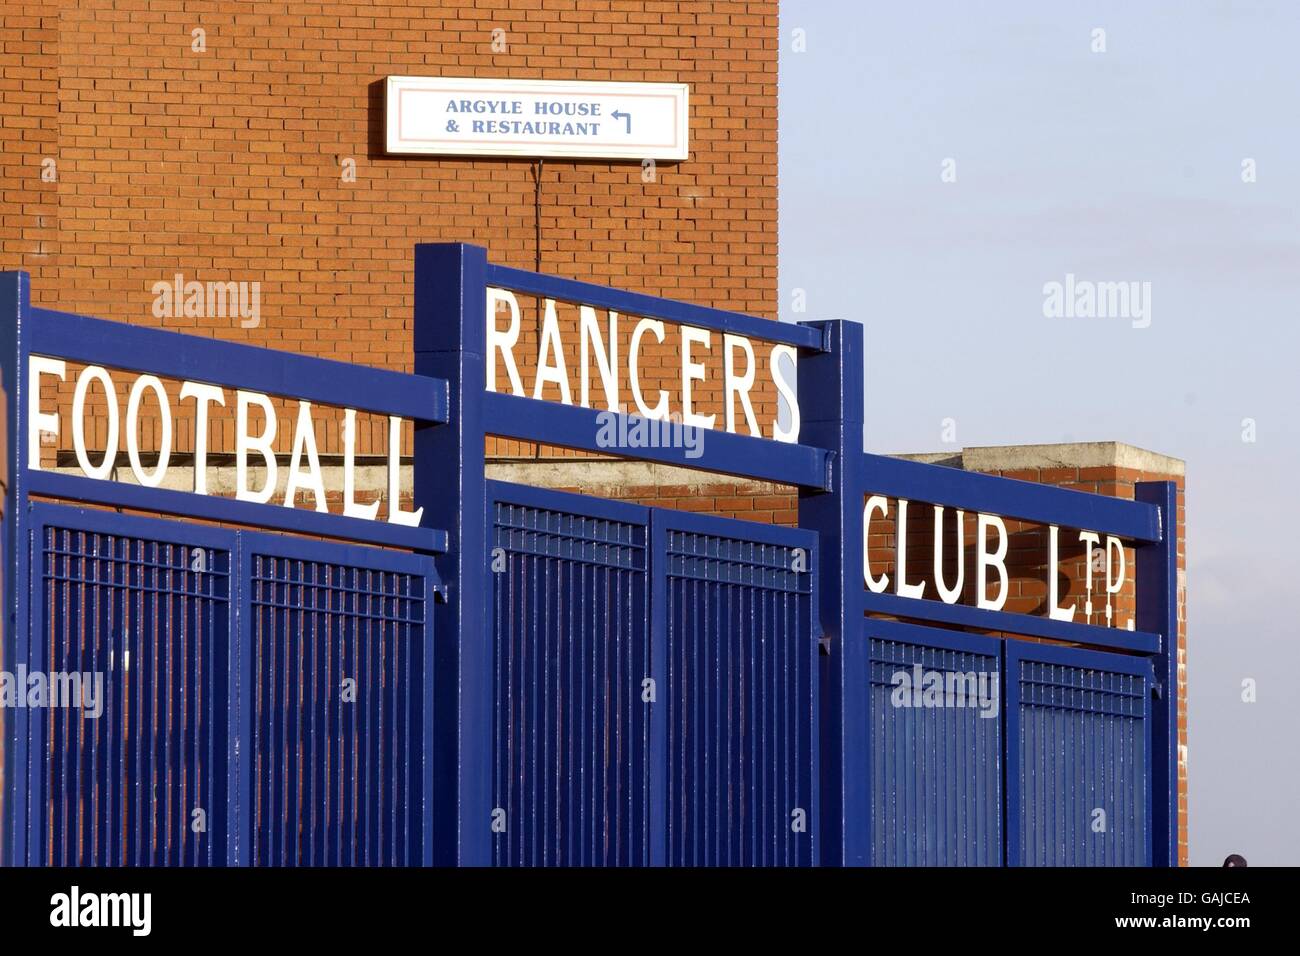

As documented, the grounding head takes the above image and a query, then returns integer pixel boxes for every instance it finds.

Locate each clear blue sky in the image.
[779,0,1299,866]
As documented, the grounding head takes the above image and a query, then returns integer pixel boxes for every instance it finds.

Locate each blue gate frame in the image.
[797,319,1180,867]
[485,480,652,866]
[483,480,819,867]
[864,619,1003,867]
[418,246,1179,867]
[3,245,1182,867]
[415,244,834,866]
[1006,640,1154,867]
[26,503,234,866]
[652,508,818,867]
[0,273,447,866]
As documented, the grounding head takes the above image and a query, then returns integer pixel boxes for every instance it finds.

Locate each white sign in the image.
[385,76,689,161]
[26,356,423,527]
[484,289,800,443]
[863,496,1130,626]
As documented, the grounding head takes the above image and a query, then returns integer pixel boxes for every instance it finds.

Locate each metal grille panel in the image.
[1015,659,1149,866]
[491,499,650,866]
[868,636,1002,866]
[249,554,427,866]
[664,529,814,866]
[37,525,229,866]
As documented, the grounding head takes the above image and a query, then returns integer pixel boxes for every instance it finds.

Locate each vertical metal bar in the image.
[541,544,552,865]
[164,542,176,866]
[806,539,820,868]
[421,558,436,867]
[0,271,32,866]
[1136,480,1179,867]
[233,532,252,865]
[1143,661,1154,867]
[1004,642,1022,867]
[56,530,73,864]
[415,242,490,867]
[329,562,342,866]
[88,530,104,865]
[112,533,125,866]
[143,538,157,864]
[345,569,358,866]
[388,572,399,867]
[304,561,317,868]
[181,542,193,866]
[489,495,502,866]
[797,319,866,866]
[649,515,666,867]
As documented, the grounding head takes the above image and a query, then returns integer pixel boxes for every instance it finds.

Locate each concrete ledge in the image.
[893,441,1185,477]
[486,440,1185,494]
[46,440,1184,502]
[485,458,785,494]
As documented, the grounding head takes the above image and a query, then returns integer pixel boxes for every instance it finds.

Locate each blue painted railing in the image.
[797,318,1180,868]
[2,246,1182,869]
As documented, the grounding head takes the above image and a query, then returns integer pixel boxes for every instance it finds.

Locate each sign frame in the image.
[385,75,690,161]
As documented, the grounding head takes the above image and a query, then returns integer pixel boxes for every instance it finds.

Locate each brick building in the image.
[0,0,1185,864]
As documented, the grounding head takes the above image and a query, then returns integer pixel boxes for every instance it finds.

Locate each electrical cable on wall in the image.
[533,158,543,273]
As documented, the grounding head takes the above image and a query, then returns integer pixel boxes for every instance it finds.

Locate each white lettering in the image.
[27,355,66,468]
[976,513,1009,611]
[72,366,118,481]
[533,298,572,404]
[180,382,225,495]
[486,287,524,396]
[680,326,715,430]
[629,318,668,420]
[723,333,760,437]
[933,505,965,604]
[1048,524,1076,621]
[863,495,890,593]
[343,408,380,520]
[771,345,800,443]
[579,306,619,410]
[125,375,171,488]
[387,415,423,526]
[895,498,926,599]
[283,400,327,512]
[235,390,277,504]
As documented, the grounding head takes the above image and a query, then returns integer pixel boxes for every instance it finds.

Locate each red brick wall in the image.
[533,473,799,524]
[1,0,780,458]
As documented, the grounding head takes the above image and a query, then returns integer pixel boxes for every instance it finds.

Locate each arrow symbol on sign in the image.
[612,110,632,134]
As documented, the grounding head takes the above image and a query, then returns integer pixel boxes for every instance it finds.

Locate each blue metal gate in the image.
[19,504,437,867]
[655,510,817,867]
[1006,641,1153,867]
[486,481,651,866]
[242,534,434,867]
[27,505,231,867]
[865,620,1002,867]
[486,482,819,866]
[3,250,1183,868]
[861,619,1153,867]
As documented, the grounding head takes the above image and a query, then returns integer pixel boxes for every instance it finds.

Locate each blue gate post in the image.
[413,243,492,867]
[0,271,31,867]
[1136,480,1181,866]
[797,319,869,866]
